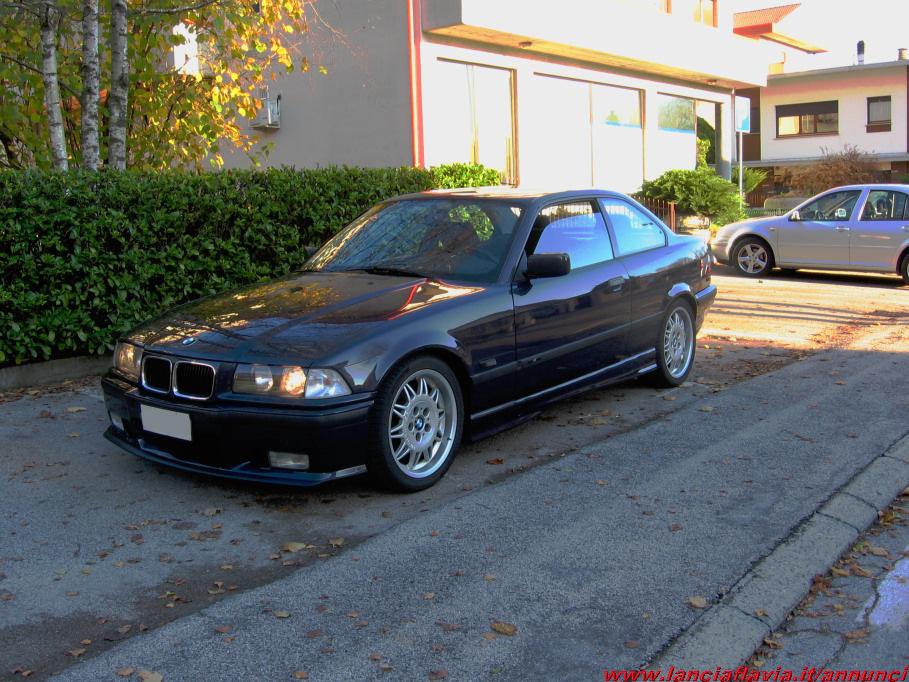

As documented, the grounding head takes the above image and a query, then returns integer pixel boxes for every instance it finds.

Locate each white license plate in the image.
[140,405,192,441]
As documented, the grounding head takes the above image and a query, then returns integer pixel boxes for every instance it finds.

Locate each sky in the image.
[732,0,909,71]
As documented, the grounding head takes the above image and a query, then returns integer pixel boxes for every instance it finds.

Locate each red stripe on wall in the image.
[407,0,425,168]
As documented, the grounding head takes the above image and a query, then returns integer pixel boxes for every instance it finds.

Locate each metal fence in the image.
[633,195,677,231]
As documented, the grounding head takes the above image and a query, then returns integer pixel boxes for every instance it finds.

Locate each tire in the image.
[900,253,909,285]
[732,237,774,277]
[648,301,696,388]
[366,356,464,492]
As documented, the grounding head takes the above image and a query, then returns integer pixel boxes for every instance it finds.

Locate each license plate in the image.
[140,405,192,441]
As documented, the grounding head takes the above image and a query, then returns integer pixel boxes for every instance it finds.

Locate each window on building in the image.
[658,95,696,132]
[600,199,667,255]
[867,96,892,133]
[776,101,838,137]
[861,190,909,220]
[434,60,517,184]
[529,202,614,269]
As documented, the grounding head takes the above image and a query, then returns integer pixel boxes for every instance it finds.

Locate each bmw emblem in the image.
[181,337,197,346]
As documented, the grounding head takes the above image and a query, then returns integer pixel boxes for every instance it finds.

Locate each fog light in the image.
[268,451,310,470]
[109,412,125,431]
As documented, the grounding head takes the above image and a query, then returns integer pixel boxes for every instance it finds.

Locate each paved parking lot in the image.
[1,267,906,680]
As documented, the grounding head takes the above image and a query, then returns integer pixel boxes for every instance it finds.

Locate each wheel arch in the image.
[378,346,473,416]
[665,283,697,316]
[898,245,909,275]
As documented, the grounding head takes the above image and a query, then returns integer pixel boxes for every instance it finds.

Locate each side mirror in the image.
[789,210,801,222]
[526,253,571,278]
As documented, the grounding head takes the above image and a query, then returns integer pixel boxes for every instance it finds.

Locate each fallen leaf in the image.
[328,537,344,548]
[763,637,783,649]
[429,670,448,680]
[851,565,873,578]
[293,673,309,681]
[844,628,869,642]
[698,406,714,413]
[283,542,313,553]
[305,629,322,639]
[669,523,683,532]
[80,639,92,645]
[422,592,435,600]
[273,610,291,619]
[753,609,769,618]
[831,566,850,578]
[214,625,231,634]
[201,507,221,517]
[435,620,461,632]
[66,406,87,413]
[116,668,135,678]
[117,624,132,635]
[490,621,517,636]
[138,673,163,682]
[482,632,497,640]
[486,458,504,465]
[687,596,708,609]
[68,648,87,658]
[624,640,639,649]
[868,546,890,558]
[596,479,608,487]
[483,574,496,582]
[369,654,382,661]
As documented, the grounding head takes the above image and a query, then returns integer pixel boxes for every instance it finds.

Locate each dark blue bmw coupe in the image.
[103,189,716,491]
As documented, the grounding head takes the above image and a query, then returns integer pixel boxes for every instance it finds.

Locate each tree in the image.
[0,0,331,170]
[790,145,876,195]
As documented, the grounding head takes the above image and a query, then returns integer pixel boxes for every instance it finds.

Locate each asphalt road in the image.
[0,268,907,680]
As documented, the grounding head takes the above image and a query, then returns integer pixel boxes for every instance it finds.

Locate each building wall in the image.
[420,38,734,193]
[224,0,413,169]
[760,65,909,162]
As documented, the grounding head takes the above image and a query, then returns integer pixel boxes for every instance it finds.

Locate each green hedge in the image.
[0,163,501,366]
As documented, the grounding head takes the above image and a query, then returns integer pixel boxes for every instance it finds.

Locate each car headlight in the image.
[114,342,142,380]
[304,368,352,399]
[233,365,351,399]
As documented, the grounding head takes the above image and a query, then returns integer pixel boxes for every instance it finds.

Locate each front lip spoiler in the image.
[105,429,368,487]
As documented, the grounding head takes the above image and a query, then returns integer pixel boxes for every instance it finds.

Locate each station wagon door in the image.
[852,189,909,270]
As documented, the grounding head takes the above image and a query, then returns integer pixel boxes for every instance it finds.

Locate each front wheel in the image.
[733,237,773,277]
[366,357,464,492]
[649,302,696,388]
[900,254,909,285]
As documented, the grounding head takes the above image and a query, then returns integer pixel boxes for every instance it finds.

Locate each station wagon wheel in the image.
[367,357,464,492]
[900,253,909,285]
[733,237,773,277]
[648,301,696,388]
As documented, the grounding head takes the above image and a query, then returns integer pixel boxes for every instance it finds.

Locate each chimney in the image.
[857,40,865,64]
[899,48,908,61]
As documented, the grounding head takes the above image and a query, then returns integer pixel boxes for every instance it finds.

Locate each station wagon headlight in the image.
[233,365,349,399]
[304,368,351,399]
[114,342,142,381]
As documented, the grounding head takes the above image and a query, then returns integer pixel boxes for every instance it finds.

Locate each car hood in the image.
[127,271,483,364]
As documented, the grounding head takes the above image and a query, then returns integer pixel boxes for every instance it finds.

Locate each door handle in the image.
[834,226,850,232]
[607,276,627,291]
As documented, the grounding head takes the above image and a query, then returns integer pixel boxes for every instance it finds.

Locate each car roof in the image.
[392,187,631,204]
[819,183,909,192]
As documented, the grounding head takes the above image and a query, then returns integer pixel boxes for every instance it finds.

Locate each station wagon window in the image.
[792,190,861,221]
[600,199,667,256]
[861,190,909,221]
[528,201,613,270]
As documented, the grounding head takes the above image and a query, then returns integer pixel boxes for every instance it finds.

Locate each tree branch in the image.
[129,0,221,15]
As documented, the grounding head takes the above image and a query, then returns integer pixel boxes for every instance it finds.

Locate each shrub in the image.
[640,168,745,227]
[430,162,502,189]
[789,145,876,195]
[0,163,499,366]
[731,167,770,196]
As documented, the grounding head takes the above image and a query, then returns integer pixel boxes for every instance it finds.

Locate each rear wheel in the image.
[649,301,696,388]
[732,237,773,277]
[366,356,463,492]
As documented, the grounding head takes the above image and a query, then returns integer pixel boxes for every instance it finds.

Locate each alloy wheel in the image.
[736,243,769,275]
[663,307,694,379]
[387,369,458,478]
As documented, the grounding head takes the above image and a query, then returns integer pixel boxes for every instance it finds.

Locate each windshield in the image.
[304,198,524,283]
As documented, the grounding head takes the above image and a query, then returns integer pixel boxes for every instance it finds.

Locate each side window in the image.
[600,199,667,256]
[528,201,614,269]
[860,190,909,221]
[794,190,861,221]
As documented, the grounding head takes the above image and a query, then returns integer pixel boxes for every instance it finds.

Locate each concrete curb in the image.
[0,355,111,391]
[653,432,909,669]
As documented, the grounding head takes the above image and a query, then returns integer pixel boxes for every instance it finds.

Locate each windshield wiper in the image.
[350,266,430,279]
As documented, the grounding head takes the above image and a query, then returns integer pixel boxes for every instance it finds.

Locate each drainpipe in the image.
[407,0,425,168]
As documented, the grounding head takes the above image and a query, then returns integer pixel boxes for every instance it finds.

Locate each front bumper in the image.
[711,239,731,264]
[102,374,374,486]
[695,284,717,332]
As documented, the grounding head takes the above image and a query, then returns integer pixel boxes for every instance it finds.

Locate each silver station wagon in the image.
[713,184,909,284]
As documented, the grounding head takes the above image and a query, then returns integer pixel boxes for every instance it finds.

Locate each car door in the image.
[851,189,909,269]
[512,200,631,397]
[777,189,862,266]
[599,198,673,357]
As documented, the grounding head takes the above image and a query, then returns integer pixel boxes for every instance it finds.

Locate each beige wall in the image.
[224,0,413,169]
[760,65,909,162]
